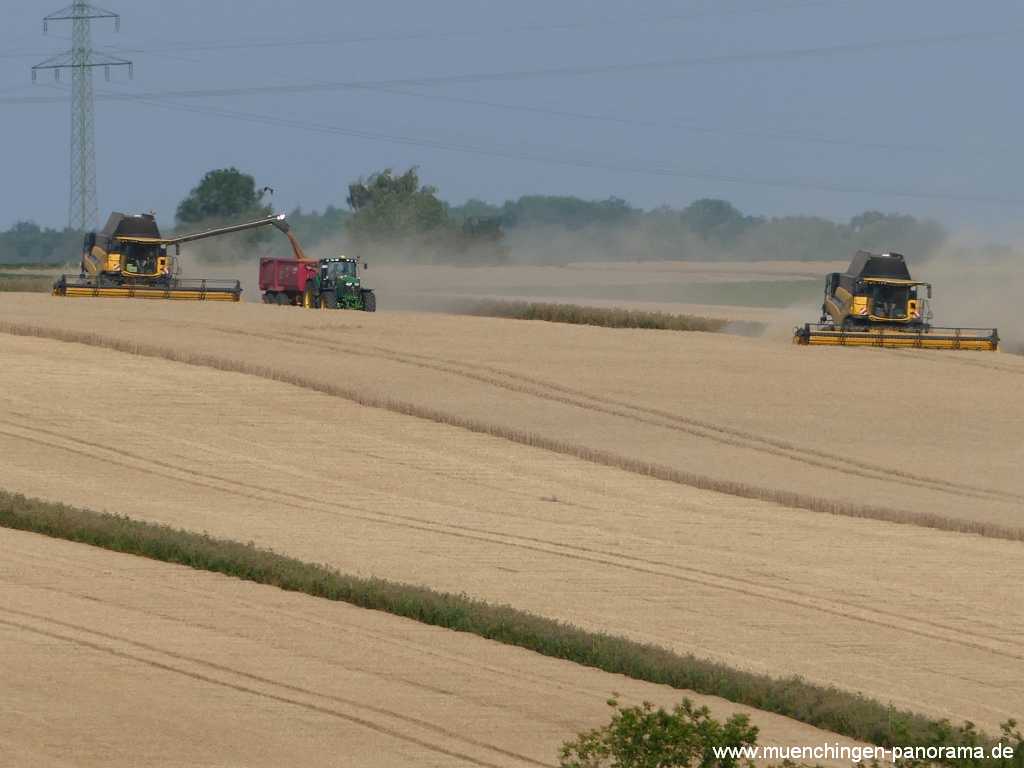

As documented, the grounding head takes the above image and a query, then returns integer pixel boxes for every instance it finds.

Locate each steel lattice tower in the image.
[33,4,132,231]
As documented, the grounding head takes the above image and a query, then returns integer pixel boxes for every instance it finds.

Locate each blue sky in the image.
[2,0,1023,238]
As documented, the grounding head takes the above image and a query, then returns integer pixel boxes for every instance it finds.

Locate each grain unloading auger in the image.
[793,251,998,351]
[52,212,297,301]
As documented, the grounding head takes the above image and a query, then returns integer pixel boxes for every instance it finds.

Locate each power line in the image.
[12,76,942,155]
[3,24,1008,158]
[4,25,1020,108]
[33,2,132,230]
[341,84,945,155]
[119,1,853,53]
[111,91,1024,207]
[0,1,854,60]
[374,26,1023,86]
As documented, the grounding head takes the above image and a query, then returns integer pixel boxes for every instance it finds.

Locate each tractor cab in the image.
[318,257,361,291]
[313,256,375,311]
[319,257,358,282]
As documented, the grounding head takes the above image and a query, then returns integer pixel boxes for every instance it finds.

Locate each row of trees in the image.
[448,195,947,263]
[0,222,81,265]
[0,166,948,265]
[167,167,949,264]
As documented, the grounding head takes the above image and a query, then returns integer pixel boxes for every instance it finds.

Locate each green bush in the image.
[562,701,1024,768]
[560,698,758,768]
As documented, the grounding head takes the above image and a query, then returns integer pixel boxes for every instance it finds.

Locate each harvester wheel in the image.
[362,289,376,312]
[320,290,336,310]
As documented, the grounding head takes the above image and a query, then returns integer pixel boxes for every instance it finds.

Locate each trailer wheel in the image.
[362,289,376,312]
[262,292,275,304]
[275,292,290,306]
[320,290,336,310]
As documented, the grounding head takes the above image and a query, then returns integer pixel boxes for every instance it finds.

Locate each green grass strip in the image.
[0,490,1015,762]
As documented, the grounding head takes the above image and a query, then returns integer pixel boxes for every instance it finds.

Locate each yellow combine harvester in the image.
[793,251,998,351]
[52,211,293,301]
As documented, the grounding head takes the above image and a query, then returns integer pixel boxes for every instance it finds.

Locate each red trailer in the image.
[258,257,319,305]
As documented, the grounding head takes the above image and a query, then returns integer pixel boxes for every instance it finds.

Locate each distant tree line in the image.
[447,195,948,264]
[343,168,508,263]
[0,222,80,265]
[0,165,947,264]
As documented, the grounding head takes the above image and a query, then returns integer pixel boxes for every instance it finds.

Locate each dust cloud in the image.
[171,230,306,301]
[170,221,1021,354]
[919,237,1023,353]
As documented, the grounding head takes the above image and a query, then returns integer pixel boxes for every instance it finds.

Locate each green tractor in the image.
[310,257,376,311]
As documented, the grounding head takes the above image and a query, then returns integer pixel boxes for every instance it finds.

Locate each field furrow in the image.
[3,528,871,766]
[0,330,1020,731]
[2,295,1022,530]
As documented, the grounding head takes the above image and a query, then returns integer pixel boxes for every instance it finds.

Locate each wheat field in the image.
[3,527,881,766]
[0,313,1020,734]
[1,294,1022,530]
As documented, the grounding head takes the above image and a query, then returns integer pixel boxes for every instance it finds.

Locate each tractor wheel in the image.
[320,290,337,310]
[275,292,290,306]
[362,289,376,312]
[302,283,317,309]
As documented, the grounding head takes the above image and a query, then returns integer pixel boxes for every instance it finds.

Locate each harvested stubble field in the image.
[1,527,873,767]
[0,312,1021,734]
[372,261,827,320]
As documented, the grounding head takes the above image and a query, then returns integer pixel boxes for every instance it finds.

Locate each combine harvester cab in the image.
[793,251,998,351]
[52,212,295,302]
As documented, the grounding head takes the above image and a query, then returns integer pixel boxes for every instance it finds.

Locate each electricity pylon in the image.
[33,3,132,231]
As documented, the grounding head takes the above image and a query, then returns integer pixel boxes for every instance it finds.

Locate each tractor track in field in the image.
[352,338,1023,503]
[0,600,555,766]
[894,348,1024,375]
[207,323,1023,507]
[0,606,545,768]
[1,564,595,720]
[3,414,1020,669]
[4,321,1023,542]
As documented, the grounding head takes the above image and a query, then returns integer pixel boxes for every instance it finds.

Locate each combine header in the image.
[52,212,296,302]
[794,251,998,351]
